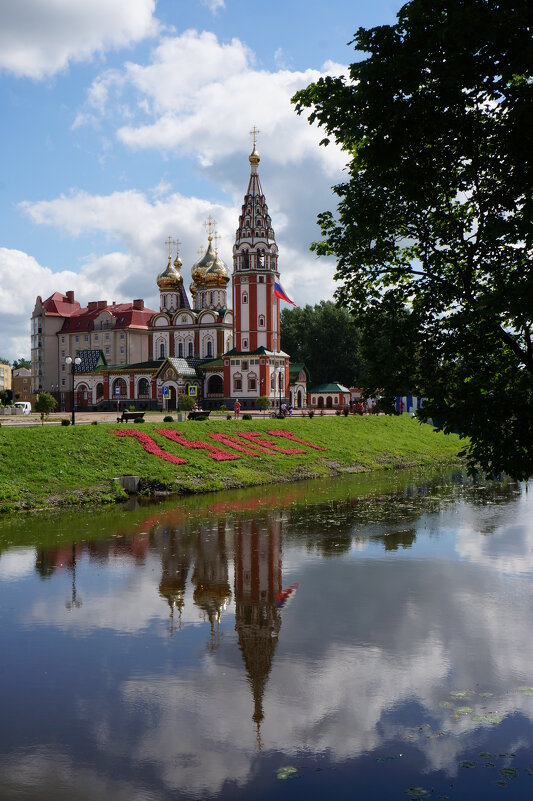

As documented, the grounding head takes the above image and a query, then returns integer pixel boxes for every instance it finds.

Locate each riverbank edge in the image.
[0,416,464,515]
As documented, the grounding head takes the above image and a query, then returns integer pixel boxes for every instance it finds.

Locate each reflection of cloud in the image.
[0,547,35,580]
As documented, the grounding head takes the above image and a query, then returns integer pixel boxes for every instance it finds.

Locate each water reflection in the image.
[0,472,532,800]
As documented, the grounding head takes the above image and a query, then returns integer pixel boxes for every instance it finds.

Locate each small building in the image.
[0,362,12,396]
[289,363,309,410]
[12,366,33,404]
[308,383,351,410]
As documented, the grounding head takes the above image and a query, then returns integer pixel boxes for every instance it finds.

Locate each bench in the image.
[117,411,145,423]
[187,410,211,421]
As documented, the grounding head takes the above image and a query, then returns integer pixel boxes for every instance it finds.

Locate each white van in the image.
[14,402,32,414]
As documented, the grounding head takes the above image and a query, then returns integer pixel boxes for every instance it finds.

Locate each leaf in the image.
[277,766,298,780]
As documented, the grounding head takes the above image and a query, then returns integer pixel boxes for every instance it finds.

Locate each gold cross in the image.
[197,246,206,258]
[250,125,260,148]
[174,238,181,258]
[204,216,215,239]
[214,231,221,254]
[165,236,173,258]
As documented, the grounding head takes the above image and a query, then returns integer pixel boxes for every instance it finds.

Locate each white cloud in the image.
[0,0,159,79]
[202,0,226,13]
[0,548,35,580]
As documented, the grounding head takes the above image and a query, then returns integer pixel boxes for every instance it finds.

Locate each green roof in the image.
[308,383,350,393]
[289,362,310,382]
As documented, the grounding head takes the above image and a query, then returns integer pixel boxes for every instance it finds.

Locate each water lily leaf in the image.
[499,767,518,780]
[405,787,429,799]
[450,690,472,699]
[472,712,503,724]
[478,692,494,698]
[277,766,298,780]
[518,686,533,696]
[454,706,473,718]
[440,701,453,708]
[480,752,496,759]
[461,761,476,769]
[496,780,507,787]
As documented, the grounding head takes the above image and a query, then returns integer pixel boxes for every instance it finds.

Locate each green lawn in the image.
[0,415,463,512]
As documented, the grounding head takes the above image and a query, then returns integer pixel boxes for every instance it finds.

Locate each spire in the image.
[249,125,260,171]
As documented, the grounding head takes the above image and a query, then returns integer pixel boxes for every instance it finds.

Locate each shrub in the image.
[128,405,136,412]
[91,420,98,425]
[61,418,70,426]
[242,413,252,420]
[134,417,145,424]
[218,404,228,412]
[163,415,174,422]
[343,407,350,416]
[335,409,341,416]
[226,414,232,420]
[190,414,208,421]
[35,391,57,425]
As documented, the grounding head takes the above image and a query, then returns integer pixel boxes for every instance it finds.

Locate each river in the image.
[1,468,532,800]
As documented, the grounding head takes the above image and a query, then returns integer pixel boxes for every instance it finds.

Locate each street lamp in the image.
[278,366,283,412]
[65,356,81,425]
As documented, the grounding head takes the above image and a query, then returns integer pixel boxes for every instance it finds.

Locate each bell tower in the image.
[232,129,280,353]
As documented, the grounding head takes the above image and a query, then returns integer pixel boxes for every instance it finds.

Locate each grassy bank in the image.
[0,415,463,513]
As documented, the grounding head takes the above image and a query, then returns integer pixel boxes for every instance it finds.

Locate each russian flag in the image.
[274,281,297,306]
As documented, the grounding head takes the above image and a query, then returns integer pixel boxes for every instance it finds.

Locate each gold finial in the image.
[165,235,173,260]
[250,125,260,149]
[204,216,216,241]
[174,238,181,258]
[197,246,206,258]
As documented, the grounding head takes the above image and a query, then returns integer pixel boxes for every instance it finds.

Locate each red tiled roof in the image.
[42,292,81,317]
[59,301,156,333]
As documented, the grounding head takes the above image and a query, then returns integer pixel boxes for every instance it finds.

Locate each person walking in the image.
[234,399,241,418]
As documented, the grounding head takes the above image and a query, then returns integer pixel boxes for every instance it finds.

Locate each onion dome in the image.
[249,143,260,166]
[204,250,230,288]
[191,237,216,287]
[157,254,183,290]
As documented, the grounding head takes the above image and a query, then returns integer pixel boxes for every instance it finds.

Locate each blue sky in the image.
[0,0,402,361]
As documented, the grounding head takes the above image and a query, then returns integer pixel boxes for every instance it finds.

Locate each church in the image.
[31,138,301,412]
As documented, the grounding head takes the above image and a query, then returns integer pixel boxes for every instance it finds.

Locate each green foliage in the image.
[293,0,533,478]
[281,301,362,386]
[178,394,195,411]
[163,415,174,422]
[35,392,57,425]
[61,419,70,426]
[242,413,253,420]
[0,357,10,365]
[12,358,31,370]
[134,417,145,424]
[128,405,136,412]
[256,395,271,415]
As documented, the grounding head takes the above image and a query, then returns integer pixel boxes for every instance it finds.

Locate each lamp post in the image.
[278,366,283,411]
[65,356,81,425]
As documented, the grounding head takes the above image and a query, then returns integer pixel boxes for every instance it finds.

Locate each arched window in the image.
[113,378,127,397]
[96,382,104,399]
[326,395,333,408]
[159,342,165,359]
[207,340,213,358]
[178,342,183,358]
[242,252,249,270]
[210,292,214,305]
[188,341,193,357]
[258,315,265,326]
[207,374,223,394]
[242,293,248,304]
[138,377,150,397]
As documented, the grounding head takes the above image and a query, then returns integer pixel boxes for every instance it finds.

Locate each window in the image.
[84,335,88,342]
[242,252,249,270]
[259,276,264,284]
[105,333,110,340]
[188,342,193,357]
[233,377,242,391]
[61,364,65,372]
[242,361,248,371]
[178,342,183,358]
[61,350,65,357]
[210,292,213,305]
[120,332,125,339]
[207,341,213,357]
[258,315,265,327]
[61,379,66,387]
[61,337,65,345]
[248,377,256,391]
[160,343,165,359]
[242,292,248,304]
[94,334,99,341]
[138,378,150,397]
[105,347,110,356]
[75,335,79,343]
[242,339,248,349]
[120,347,125,354]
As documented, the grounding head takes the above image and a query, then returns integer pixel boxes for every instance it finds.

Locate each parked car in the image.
[14,402,32,414]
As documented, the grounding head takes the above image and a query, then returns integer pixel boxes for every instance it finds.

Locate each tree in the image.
[13,358,31,370]
[35,392,57,425]
[257,395,271,416]
[293,0,533,478]
[0,357,10,365]
[281,300,363,387]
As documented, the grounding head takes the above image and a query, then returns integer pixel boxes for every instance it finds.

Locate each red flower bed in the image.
[207,433,261,456]
[266,430,327,451]
[238,432,305,454]
[155,429,240,461]
[112,429,187,464]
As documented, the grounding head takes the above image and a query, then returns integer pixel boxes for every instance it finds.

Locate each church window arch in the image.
[138,377,150,397]
[178,342,183,358]
[242,292,248,304]
[207,340,213,358]
[188,341,193,357]
[159,342,165,359]
[258,315,265,327]
[113,378,127,397]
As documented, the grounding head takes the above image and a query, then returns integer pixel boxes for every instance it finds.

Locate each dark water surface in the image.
[1,469,533,801]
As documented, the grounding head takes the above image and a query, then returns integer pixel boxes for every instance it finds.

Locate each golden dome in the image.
[189,279,197,298]
[249,144,260,166]
[157,255,183,290]
[204,251,230,287]
[192,237,216,286]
